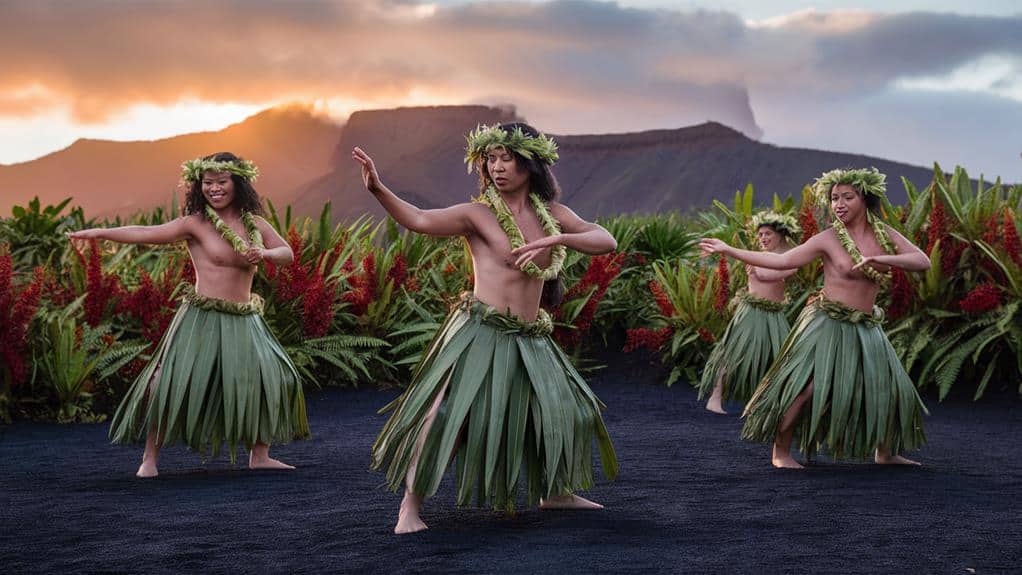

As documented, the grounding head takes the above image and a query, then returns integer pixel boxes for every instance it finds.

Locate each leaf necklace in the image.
[205,205,263,255]
[832,211,896,289]
[479,185,566,280]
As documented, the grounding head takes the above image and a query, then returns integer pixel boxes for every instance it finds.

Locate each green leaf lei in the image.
[205,205,264,255]
[478,185,566,281]
[831,212,897,289]
[464,125,559,173]
[181,157,260,183]
[749,210,802,241]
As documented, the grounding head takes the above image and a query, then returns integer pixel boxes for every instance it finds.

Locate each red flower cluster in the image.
[0,257,45,387]
[265,226,339,337]
[387,253,408,289]
[887,268,914,320]
[926,200,948,254]
[343,253,377,316]
[623,326,673,353]
[76,239,123,327]
[117,269,178,347]
[798,202,818,243]
[649,280,675,317]
[959,283,1003,314]
[696,269,708,297]
[697,327,716,343]
[302,269,334,338]
[941,239,967,276]
[1003,207,1021,268]
[714,257,730,312]
[554,253,625,347]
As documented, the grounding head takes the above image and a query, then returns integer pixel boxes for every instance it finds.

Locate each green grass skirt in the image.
[371,297,618,511]
[741,293,927,459]
[109,289,309,462]
[698,293,790,404]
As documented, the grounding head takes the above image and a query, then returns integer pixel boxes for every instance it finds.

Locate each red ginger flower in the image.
[714,257,730,312]
[959,283,1003,314]
[649,281,675,317]
[697,327,716,343]
[926,199,948,254]
[554,253,625,347]
[0,263,45,387]
[81,239,122,327]
[798,201,818,243]
[1003,207,1021,268]
[888,268,913,320]
[624,326,673,353]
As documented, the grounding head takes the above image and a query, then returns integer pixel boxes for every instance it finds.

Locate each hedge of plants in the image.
[1,164,1018,423]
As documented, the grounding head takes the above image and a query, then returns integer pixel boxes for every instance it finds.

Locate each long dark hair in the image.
[184,152,265,216]
[473,123,564,306]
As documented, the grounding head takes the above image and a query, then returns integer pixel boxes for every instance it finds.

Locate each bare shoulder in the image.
[548,201,587,225]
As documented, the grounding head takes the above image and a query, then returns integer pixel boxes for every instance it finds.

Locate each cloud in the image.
[1,0,1020,177]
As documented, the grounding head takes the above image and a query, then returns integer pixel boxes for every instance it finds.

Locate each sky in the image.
[2,0,1021,180]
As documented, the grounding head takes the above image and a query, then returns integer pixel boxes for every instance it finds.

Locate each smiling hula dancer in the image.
[698,211,800,414]
[700,168,929,468]
[70,152,309,477]
[353,123,618,534]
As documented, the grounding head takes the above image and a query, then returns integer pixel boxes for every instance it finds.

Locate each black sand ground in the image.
[2,352,1020,575]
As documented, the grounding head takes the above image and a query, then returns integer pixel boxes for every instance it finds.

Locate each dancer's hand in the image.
[512,236,560,269]
[698,238,730,257]
[244,246,265,265]
[352,147,382,193]
[851,256,877,271]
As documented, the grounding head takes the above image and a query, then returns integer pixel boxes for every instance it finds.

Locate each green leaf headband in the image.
[180,157,260,184]
[749,211,802,241]
[464,124,559,173]
[812,167,886,206]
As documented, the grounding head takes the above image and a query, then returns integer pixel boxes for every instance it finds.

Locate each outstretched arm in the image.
[701,232,826,270]
[68,216,195,245]
[511,202,617,268]
[352,147,476,238]
[852,225,931,273]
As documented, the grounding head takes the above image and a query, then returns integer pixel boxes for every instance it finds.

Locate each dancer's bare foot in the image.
[771,443,804,469]
[136,460,158,478]
[395,492,428,534]
[875,448,921,466]
[249,444,295,470]
[249,456,295,470]
[705,399,728,415]
[539,494,604,510]
[706,381,727,414]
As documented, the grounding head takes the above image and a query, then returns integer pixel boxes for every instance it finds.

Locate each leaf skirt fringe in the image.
[698,296,790,403]
[371,297,618,512]
[108,298,309,462]
[741,294,927,460]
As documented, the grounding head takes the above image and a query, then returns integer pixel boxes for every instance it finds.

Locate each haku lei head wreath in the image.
[464,124,559,173]
[749,211,802,241]
[812,167,887,206]
[181,157,260,184]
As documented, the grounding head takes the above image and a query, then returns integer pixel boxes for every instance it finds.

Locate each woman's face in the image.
[486,146,529,193]
[757,226,782,251]
[201,170,236,210]
[830,183,864,223]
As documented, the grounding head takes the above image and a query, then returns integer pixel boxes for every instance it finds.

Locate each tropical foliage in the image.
[1,164,1019,422]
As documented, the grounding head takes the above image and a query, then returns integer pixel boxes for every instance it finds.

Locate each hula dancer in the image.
[70,152,309,477]
[699,212,800,414]
[352,123,618,534]
[699,168,929,468]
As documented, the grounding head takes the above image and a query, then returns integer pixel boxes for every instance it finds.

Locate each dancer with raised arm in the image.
[70,152,309,477]
[699,212,800,414]
[699,168,929,468]
[354,123,618,534]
